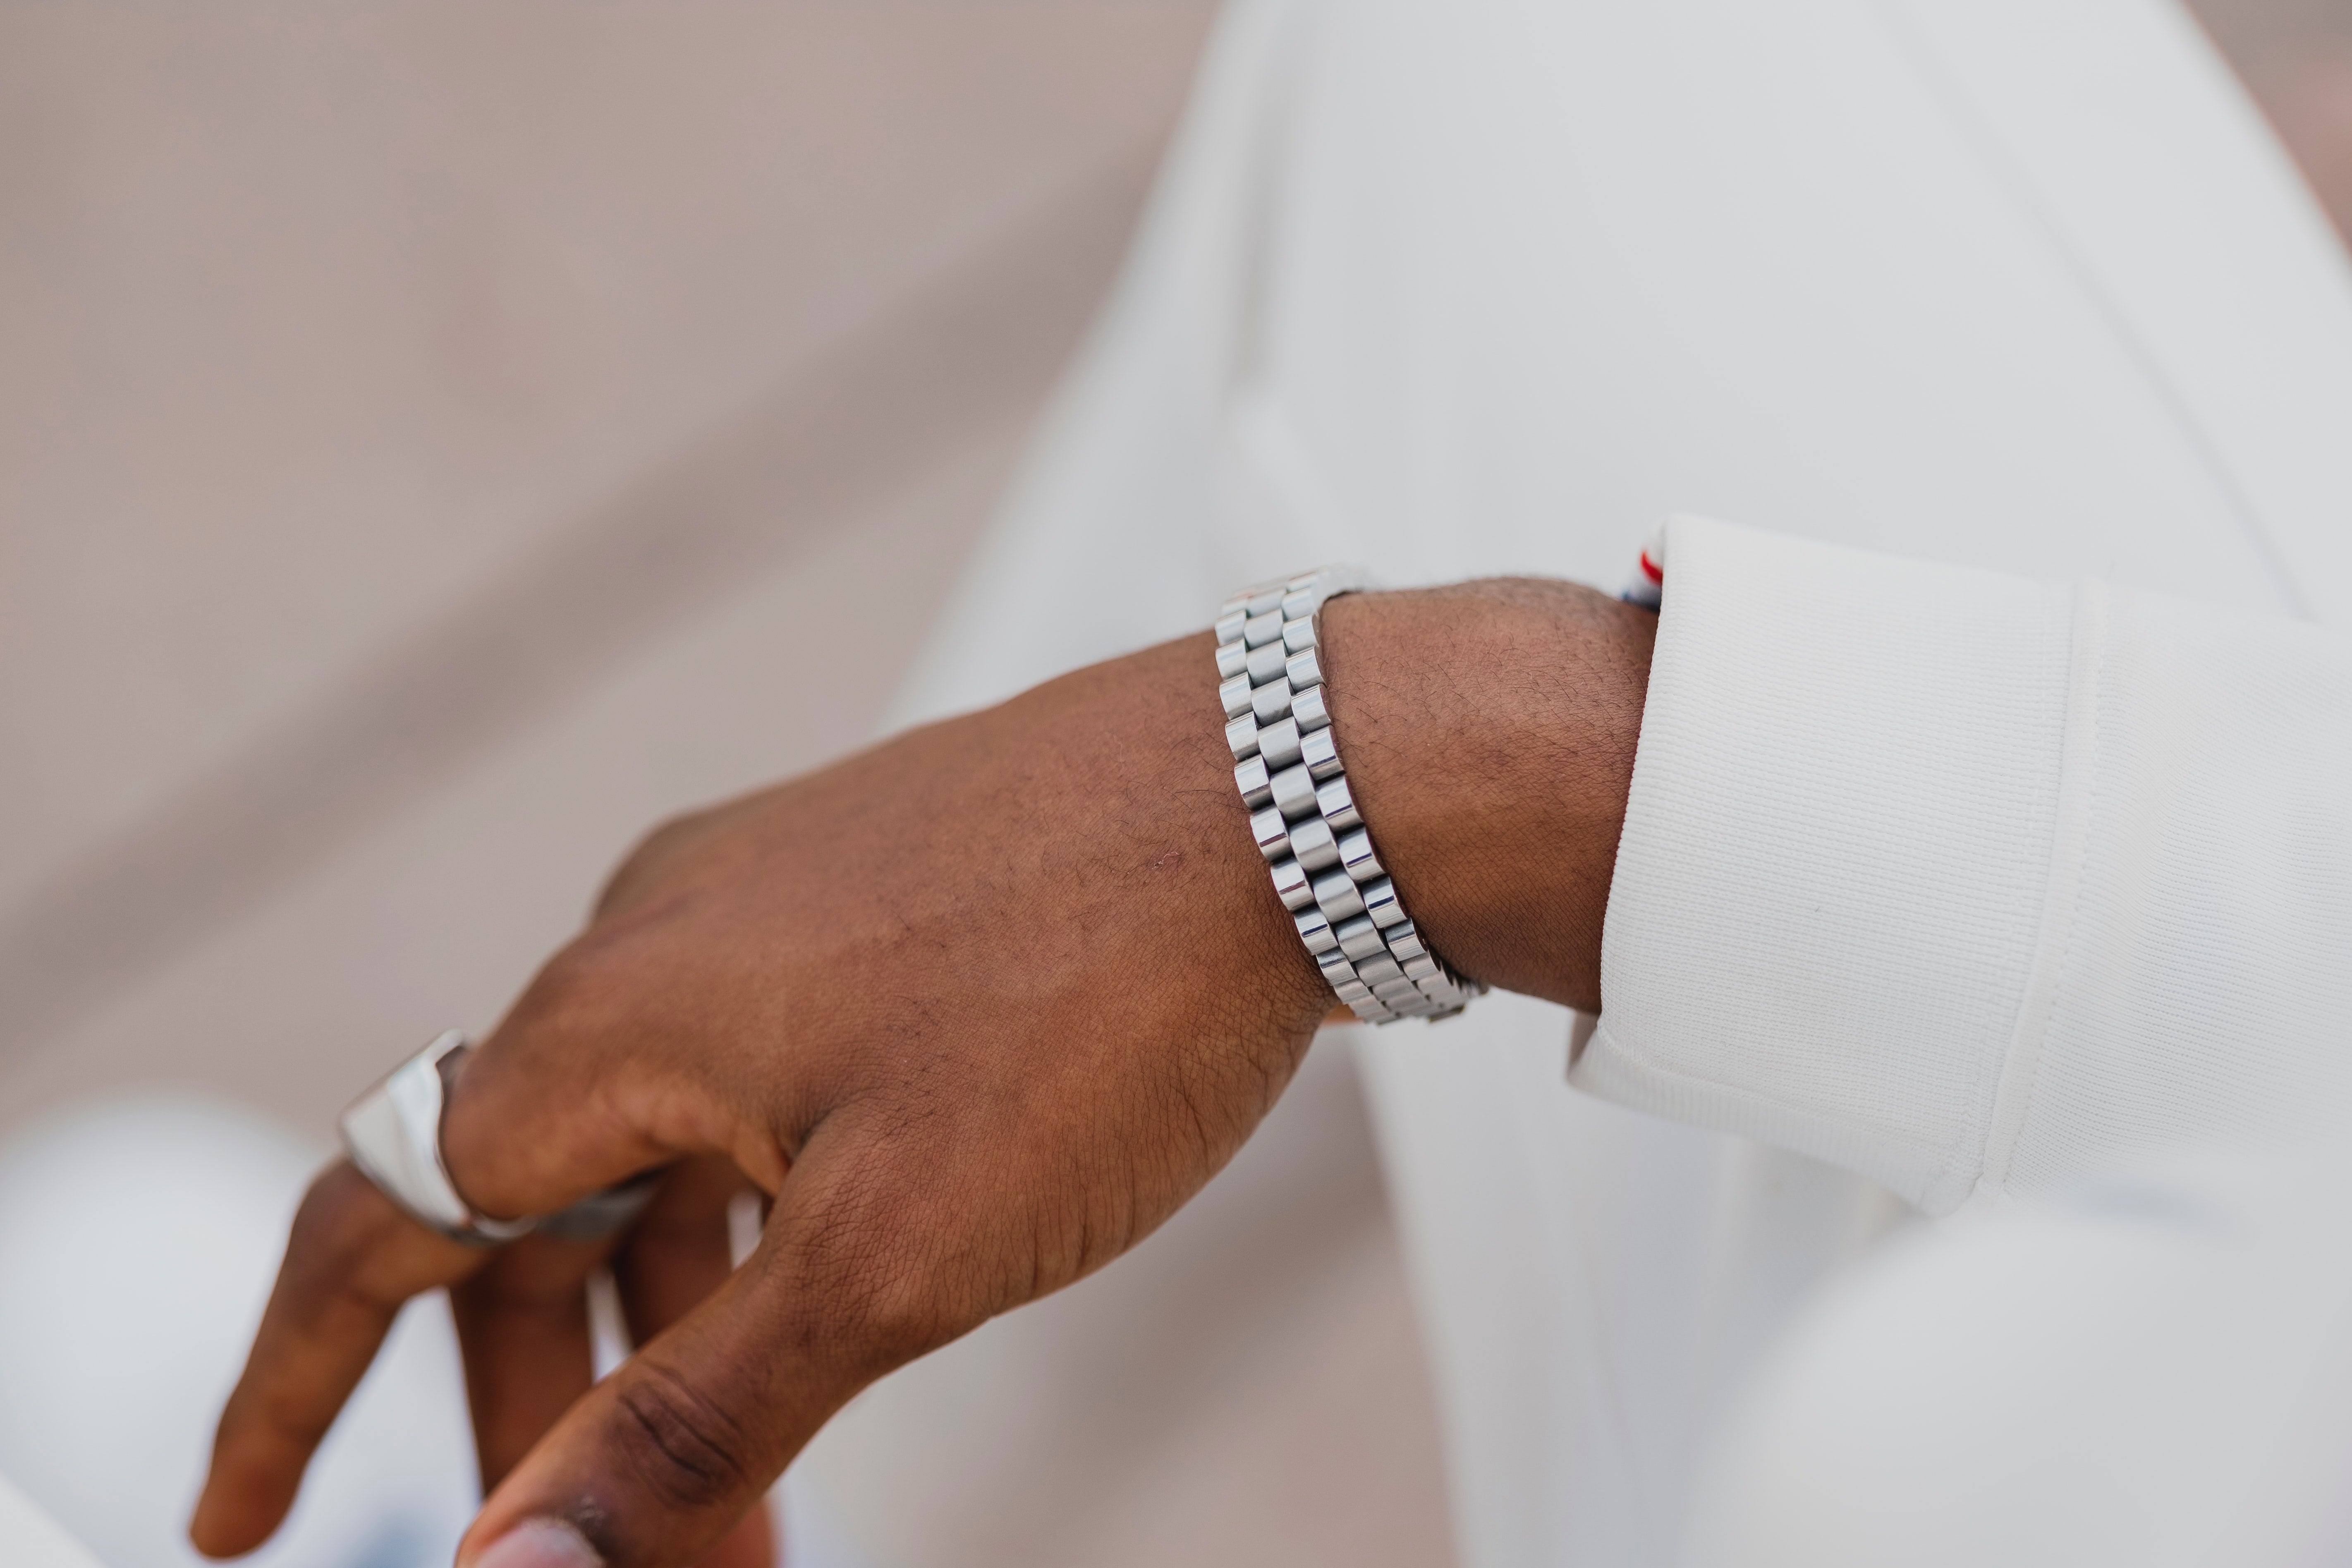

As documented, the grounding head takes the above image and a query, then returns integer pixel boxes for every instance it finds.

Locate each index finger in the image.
[189,1160,486,1559]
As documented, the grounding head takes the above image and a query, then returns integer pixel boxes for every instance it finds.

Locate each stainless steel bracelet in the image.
[1216,567,1484,1024]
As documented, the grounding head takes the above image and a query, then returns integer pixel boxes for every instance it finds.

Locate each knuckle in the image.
[287,1165,405,1284]
[287,1168,360,1253]
[610,1360,759,1514]
[507,935,639,1046]
[626,808,711,869]
[519,938,606,1018]
[596,808,715,918]
[250,1381,338,1452]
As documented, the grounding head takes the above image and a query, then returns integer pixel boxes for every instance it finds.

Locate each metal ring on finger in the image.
[339,1029,658,1248]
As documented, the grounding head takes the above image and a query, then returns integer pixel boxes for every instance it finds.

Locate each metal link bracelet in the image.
[1215,567,1484,1024]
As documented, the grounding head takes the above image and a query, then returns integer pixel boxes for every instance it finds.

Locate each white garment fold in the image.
[1681,1152,2352,1568]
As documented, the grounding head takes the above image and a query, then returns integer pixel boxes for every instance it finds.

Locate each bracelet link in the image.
[1213,567,1483,1024]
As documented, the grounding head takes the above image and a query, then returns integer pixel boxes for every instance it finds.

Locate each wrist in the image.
[1118,633,1339,1038]
[1316,580,1656,1013]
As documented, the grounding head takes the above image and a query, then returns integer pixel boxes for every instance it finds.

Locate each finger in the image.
[435,1016,787,1555]
[611,1157,747,1343]
[192,1161,487,1558]
[459,1130,973,1568]
[439,947,794,1226]
[451,1230,619,1492]
[594,792,774,922]
[611,1159,773,1568]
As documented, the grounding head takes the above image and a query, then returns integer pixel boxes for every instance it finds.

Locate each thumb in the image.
[457,1128,979,1568]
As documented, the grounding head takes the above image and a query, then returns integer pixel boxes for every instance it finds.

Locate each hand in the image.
[189,578,1654,1568]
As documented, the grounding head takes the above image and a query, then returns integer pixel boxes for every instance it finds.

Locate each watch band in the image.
[1216,567,1483,1024]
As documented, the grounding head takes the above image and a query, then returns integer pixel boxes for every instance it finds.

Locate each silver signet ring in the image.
[339,1030,538,1247]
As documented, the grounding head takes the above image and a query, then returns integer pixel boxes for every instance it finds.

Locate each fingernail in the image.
[467,1519,603,1568]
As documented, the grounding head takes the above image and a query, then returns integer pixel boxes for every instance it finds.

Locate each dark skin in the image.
[189,577,1656,1568]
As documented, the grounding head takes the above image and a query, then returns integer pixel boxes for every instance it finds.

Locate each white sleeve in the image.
[1572,516,2352,1214]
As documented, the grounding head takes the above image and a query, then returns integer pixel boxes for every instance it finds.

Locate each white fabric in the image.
[892,0,2352,1562]
[0,1474,106,1568]
[1586,517,2352,1214]
[1681,1154,2352,1568]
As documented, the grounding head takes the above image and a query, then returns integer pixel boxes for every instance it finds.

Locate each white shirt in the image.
[1592,515,2352,1215]
[895,0,2352,1560]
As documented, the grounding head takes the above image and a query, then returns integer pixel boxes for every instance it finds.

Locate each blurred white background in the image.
[1,2,2346,1566]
